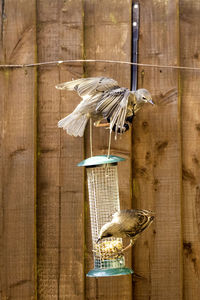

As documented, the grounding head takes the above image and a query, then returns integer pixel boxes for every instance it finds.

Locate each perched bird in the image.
[97,209,154,252]
[56,77,153,137]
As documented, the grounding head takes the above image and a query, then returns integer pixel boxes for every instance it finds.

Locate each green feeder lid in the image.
[77,155,125,167]
[87,267,133,277]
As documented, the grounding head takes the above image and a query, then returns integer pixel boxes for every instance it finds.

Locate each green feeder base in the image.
[87,267,133,277]
[77,155,125,167]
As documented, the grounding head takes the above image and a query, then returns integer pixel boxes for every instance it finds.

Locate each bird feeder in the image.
[78,155,133,277]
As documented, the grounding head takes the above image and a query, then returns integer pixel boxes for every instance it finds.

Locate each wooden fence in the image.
[0,0,200,299]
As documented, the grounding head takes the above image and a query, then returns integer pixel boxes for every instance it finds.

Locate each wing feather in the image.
[55,77,119,97]
[96,88,130,135]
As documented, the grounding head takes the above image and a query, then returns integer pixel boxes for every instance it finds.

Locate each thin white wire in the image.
[90,118,93,157]
[0,59,200,71]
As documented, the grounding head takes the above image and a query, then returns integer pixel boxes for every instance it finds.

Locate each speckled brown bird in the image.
[56,77,153,137]
[97,209,154,251]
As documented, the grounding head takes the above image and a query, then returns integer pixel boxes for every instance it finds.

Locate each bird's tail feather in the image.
[58,113,89,137]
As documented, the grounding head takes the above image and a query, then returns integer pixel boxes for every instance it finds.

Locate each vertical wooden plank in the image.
[133,0,182,299]
[0,1,37,299]
[37,1,85,299]
[180,1,200,299]
[84,1,133,299]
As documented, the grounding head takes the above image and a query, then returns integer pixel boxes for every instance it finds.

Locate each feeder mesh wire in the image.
[87,165,124,269]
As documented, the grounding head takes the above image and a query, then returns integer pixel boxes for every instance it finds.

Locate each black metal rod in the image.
[131,2,139,91]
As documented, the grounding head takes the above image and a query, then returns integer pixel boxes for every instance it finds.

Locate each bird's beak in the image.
[149,99,154,105]
[96,238,101,243]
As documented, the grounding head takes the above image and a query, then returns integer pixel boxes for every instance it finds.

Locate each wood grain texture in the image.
[0,0,37,299]
[2,1,200,299]
[132,0,182,299]
[180,1,200,299]
[37,1,85,299]
[83,1,133,299]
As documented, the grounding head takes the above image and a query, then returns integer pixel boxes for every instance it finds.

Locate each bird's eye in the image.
[142,96,146,100]
[138,215,145,223]
[138,214,148,225]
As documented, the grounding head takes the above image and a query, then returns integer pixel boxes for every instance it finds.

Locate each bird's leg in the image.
[90,118,93,157]
[121,239,134,253]
[94,120,110,127]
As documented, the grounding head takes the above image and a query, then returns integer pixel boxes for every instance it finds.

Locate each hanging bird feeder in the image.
[78,155,133,277]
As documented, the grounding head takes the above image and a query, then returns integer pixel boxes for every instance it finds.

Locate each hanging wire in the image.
[0,59,200,71]
[107,131,112,158]
[90,118,93,157]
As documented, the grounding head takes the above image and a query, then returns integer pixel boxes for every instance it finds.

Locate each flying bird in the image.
[97,209,154,252]
[56,77,153,138]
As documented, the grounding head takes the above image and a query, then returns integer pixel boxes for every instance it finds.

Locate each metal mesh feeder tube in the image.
[78,155,133,277]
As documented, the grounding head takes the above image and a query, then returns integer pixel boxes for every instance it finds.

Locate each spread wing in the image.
[96,88,131,134]
[55,77,119,97]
